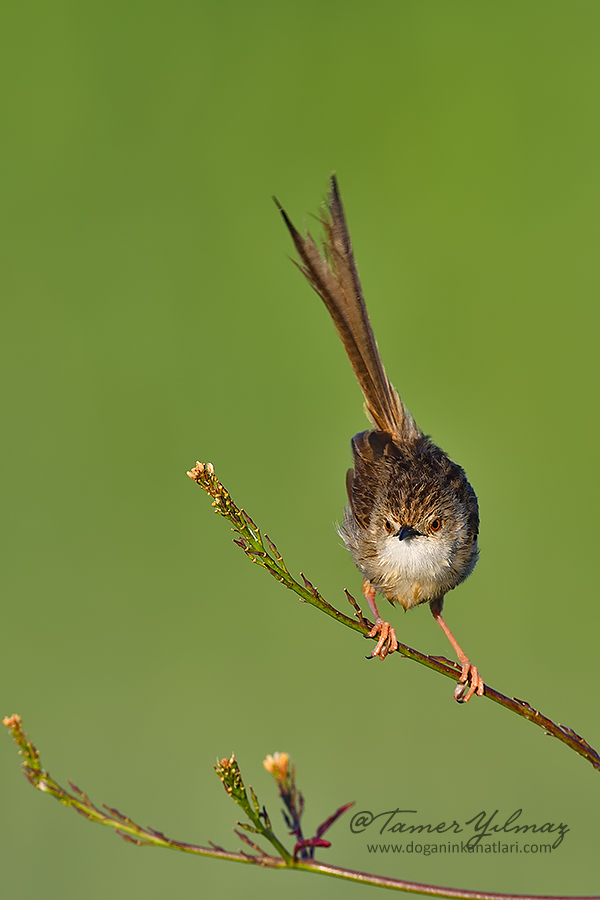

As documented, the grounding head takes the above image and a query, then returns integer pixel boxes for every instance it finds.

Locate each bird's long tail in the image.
[276,175,417,440]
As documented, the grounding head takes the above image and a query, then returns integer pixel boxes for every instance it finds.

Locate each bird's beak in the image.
[396,524,421,541]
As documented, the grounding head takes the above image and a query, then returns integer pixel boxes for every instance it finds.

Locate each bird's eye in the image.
[384,520,394,534]
[430,518,442,532]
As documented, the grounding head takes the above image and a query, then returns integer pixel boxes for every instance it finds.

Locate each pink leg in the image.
[363,580,398,660]
[431,608,484,702]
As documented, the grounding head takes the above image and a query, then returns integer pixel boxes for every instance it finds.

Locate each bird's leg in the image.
[363,580,398,660]
[430,602,484,702]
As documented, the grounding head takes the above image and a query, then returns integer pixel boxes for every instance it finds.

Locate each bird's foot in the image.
[453,662,484,703]
[366,618,398,660]
[430,605,484,703]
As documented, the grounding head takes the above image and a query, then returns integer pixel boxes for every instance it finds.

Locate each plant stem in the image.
[187,462,600,774]
[4,716,598,900]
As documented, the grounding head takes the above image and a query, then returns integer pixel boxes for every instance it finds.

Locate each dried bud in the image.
[2,713,22,730]
[186,461,205,480]
[263,752,290,782]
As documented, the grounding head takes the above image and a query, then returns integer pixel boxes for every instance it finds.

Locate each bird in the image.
[275,175,483,702]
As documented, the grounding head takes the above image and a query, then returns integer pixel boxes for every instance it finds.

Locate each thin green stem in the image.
[293,860,599,899]
[214,754,293,863]
[4,716,598,900]
[2,715,284,865]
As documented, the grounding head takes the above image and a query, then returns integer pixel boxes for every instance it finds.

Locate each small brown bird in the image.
[276,176,483,702]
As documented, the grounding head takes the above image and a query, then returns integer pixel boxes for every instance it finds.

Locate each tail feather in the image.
[276,175,417,440]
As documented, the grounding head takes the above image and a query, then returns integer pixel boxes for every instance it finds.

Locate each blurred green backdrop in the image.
[2,2,599,897]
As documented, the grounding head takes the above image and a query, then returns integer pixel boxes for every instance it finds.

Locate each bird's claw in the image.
[366,618,398,660]
[453,662,484,703]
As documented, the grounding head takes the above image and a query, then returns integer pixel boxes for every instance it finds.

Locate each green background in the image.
[2,2,599,897]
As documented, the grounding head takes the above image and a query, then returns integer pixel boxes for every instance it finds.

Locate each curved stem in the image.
[4,715,598,900]
[187,462,600,774]
[295,859,599,899]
